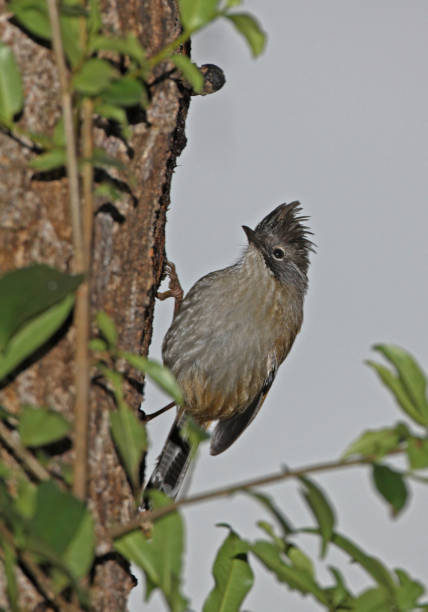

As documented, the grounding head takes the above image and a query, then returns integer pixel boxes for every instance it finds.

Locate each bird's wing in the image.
[210,365,277,456]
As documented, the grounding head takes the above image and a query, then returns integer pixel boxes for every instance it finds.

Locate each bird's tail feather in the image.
[144,412,195,501]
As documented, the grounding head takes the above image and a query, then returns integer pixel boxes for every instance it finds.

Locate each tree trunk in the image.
[0,0,190,607]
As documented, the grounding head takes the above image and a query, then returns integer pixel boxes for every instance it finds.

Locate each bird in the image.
[145,201,313,500]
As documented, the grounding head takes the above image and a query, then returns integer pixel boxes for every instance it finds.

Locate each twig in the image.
[109,448,405,539]
[46,0,89,500]
[72,98,94,501]
[143,401,176,423]
[0,420,50,482]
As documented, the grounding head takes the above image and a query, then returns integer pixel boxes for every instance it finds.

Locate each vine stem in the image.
[109,448,405,539]
[0,420,50,482]
[46,0,89,499]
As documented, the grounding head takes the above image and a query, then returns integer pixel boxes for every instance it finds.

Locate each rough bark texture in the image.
[0,0,190,608]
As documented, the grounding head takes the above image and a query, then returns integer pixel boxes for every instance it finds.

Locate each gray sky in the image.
[130,2,428,610]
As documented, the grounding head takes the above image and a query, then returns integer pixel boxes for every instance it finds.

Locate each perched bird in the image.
[146,202,313,500]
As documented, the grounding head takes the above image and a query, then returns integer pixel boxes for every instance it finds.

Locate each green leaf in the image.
[327,566,353,609]
[121,352,183,405]
[299,476,335,558]
[28,481,94,580]
[180,415,210,459]
[0,264,82,352]
[372,463,408,516]
[96,311,118,347]
[18,405,70,447]
[352,587,391,612]
[94,180,122,202]
[110,405,147,491]
[243,490,294,536]
[87,0,101,38]
[52,116,65,147]
[328,531,397,594]
[343,424,407,460]
[102,76,145,107]
[94,103,130,138]
[170,55,203,93]
[15,477,37,519]
[8,0,83,67]
[62,508,95,580]
[1,540,19,612]
[250,540,328,605]
[374,345,428,421]
[407,436,428,469]
[287,546,314,577]
[0,294,75,381]
[29,148,66,171]
[115,490,188,611]
[395,568,425,610]
[223,0,242,7]
[88,338,108,352]
[256,520,285,551]
[8,0,52,39]
[226,13,266,57]
[90,147,125,170]
[73,58,117,95]
[203,526,253,612]
[0,42,23,124]
[178,0,219,30]
[89,34,146,66]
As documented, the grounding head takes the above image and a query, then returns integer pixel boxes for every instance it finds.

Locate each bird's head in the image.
[242,201,314,289]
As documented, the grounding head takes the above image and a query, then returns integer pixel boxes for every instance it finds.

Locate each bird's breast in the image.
[163,253,303,421]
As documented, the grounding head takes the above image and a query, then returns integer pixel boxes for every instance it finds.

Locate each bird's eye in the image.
[273,247,285,260]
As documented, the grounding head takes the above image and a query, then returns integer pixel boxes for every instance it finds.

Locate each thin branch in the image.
[109,448,405,539]
[72,98,94,501]
[46,0,83,266]
[0,420,50,482]
[46,0,89,500]
[143,401,176,423]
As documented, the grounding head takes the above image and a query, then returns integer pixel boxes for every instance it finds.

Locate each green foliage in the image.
[343,423,408,460]
[0,294,76,381]
[0,264,82,380]
[9,0,83,67]
[226,13,266,57]
[110,404,147,493]
[0,42,23,124]
[407,436,428,469]
[372,463,408,516]
[18,405,71,447]
[0,264,83,352]
[367,344,428,426]
[243,489,294,536]
[114,490,188,612]
[73,59,118,95]
[170,55,204,93]
[250,538,329,605]
[96,310,118,348]
[203,525,254,612]
[121,351,184,405]
[299,476,335,558]
[1,540,19,612]
[29,147,66,171]
[27,481,94,596]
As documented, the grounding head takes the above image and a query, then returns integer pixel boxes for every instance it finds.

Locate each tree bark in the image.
[0,0,190,608]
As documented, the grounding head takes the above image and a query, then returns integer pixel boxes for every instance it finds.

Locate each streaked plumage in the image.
[146,202,313,499]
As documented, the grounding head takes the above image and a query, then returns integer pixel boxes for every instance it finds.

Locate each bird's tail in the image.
[144,411,203,501]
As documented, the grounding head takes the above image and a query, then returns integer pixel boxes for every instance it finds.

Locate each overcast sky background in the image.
[130,2,428,610]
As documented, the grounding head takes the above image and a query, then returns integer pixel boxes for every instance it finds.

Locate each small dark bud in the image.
[194,63,226,96]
